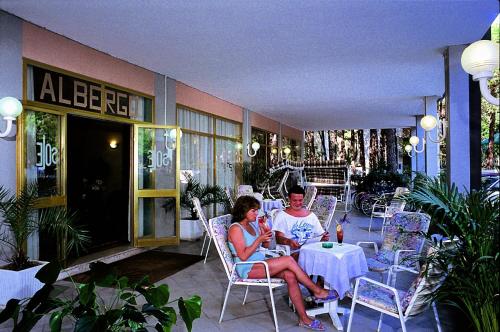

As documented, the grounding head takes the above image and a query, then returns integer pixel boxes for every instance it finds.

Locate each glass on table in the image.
[258,212,271,241]
[336,223,344,245]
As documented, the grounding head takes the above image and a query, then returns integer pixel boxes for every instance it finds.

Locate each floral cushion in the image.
[192,197,209,233]
[209,215,234,276]
[368,212,431,272]
[357,279,406,314]
[303,186,317,209]
[310,195,337,228]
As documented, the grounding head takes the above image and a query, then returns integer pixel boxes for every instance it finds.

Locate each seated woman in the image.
[228,196,337,331]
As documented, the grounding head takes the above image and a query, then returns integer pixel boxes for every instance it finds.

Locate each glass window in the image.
[216,118,241,138]
[25,110,62,197]
[177,107,213,134]
[138,197,176,238]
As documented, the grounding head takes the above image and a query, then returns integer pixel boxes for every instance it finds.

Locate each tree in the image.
[369,129,379,169]
[358,130,366,171]
[382,128,398,172]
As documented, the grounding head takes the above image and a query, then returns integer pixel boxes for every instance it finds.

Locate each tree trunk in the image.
[369,129,379,169]
[339,130,346,160]
[350,130,356,164]
[358,130,366,171]
[319,131,327,160]
[329,130,337,160]
[305,131,315,161]
[383,129,398,172]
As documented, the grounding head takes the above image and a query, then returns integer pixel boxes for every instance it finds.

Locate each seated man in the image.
[273,185,330,259]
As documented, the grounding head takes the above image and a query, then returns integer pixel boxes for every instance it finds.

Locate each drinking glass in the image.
[336,224,344,245]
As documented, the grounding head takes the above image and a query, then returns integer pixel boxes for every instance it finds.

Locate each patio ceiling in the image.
[0,0,497,130]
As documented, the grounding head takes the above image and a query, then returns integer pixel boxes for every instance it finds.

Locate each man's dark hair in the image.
[288,185,305,197]
[232,195,260,223]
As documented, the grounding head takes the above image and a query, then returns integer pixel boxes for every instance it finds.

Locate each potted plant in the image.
[406,176,499,332]
[0,183,90,305]
[0,261,202,331]
[164,175,228,241]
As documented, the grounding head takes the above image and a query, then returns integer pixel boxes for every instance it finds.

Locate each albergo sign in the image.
[32,65,144,118]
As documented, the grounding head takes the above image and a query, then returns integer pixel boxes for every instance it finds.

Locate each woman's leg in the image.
[247,256,328,299]
[278,270,314,325]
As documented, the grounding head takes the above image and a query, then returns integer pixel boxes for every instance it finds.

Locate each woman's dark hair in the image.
[288,185,305,197]
[232,195,260,223]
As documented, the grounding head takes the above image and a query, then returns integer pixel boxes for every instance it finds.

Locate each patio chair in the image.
[357,212,431,283]
[192,197,213,264]
[266,169,289,203]
[309,195,337,232]
[224,187,235,208]
[237,185,254,197]
[347,247,445,332]
[369,200,406,236]
[209,214,287,332]
[303,185,318,210]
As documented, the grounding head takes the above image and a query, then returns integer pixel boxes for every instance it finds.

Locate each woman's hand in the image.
[258,229,273,243]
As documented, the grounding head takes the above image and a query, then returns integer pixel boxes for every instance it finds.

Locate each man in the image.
[272,185,330,259]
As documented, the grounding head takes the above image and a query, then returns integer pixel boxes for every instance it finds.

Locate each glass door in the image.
[133,124,180,246]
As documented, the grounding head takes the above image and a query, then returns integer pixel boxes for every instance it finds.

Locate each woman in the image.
[228,196,336,331]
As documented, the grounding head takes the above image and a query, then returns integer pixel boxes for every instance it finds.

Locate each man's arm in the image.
[275,230,301,249]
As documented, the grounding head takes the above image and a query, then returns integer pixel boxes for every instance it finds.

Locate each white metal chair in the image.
[369,199,406,236]
[209,214,287,332]
[224,187,235,208]
[347,247,444,332]
[192,197,212,264]
[237,185,254,197]
[303,185,318,210]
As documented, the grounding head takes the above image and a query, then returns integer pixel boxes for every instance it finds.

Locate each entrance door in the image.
[133,124,180,246]
[67,115,130,252]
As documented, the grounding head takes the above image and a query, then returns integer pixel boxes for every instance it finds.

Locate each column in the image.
[424,96,439,178]
[446,45,470,191]
[242,109,251,162]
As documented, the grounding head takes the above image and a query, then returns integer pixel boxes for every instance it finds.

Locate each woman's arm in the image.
[228,225,271,261]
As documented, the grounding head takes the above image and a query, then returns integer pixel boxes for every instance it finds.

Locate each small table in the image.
[298,242,368,330]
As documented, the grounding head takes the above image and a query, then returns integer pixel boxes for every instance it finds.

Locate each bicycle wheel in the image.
[360,194,377,216]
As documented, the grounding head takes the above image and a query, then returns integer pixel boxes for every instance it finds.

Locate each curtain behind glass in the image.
[181,133,213,185]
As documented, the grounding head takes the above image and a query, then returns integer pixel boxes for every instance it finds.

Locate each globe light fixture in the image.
[247,141,260,157]
[280,146,291,159]
[461,39,499,106]
[0,97,23,138]
[404,144,413,156]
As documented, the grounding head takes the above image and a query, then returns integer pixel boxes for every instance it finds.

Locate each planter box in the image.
[0,261,48,306]
[180,219,204,241]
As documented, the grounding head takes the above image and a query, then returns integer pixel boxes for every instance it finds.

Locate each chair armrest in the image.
[275,244,291,256]
[234,260,273,281]
[394,249,415,265]
[356,241,379,254]
[389,265,419,275]
[259,248,287,257]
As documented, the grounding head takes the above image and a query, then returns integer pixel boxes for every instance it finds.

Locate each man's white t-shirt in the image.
[272,211,325,245]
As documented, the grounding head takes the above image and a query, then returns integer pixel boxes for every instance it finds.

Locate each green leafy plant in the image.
[0,183,90,270]
[0,261,202,332]
[406,176,499,332]
[174,174,228,219]
[242,160,270,192]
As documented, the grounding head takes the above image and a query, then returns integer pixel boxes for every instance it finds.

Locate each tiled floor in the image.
[1,207,459,331]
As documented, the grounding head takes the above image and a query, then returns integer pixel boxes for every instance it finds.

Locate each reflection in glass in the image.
[138,197,176,238]
[25,110,61,196]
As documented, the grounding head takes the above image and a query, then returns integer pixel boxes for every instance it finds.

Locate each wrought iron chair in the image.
[347,246,444,332]
[209,214,286,332]
[303,185,318,210]
[192,197,212,264]
[309,195,337,232]
[357,212,431,283]
[369,200,406,236]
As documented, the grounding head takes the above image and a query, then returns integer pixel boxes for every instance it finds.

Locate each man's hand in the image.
[321,231,330,241]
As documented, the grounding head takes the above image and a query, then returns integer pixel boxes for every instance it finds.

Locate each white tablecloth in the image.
[298,242,368,299]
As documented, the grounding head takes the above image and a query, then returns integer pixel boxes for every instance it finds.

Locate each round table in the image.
[298,242,368,330]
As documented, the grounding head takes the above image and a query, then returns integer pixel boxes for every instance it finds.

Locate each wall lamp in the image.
[281,146,291,159]
[0,97,23,138]
[405,97,445,157]
[247,141,260,157]
[461,39,499,106]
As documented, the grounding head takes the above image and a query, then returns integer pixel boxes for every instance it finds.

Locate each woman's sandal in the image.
[313,289,339,304]
[298,319,326,331]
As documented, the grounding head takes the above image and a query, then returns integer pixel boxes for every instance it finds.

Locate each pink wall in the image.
[282,124,303,141]
[22,23,155,96]
[176,82,243,122]
[250,112,280,134]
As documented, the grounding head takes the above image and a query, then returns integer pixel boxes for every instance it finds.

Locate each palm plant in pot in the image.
[164,174,229,240]
[0,183,90,305]
[405,175,499,332]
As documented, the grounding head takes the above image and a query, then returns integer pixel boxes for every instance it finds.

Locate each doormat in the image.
[68,250,204,285]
